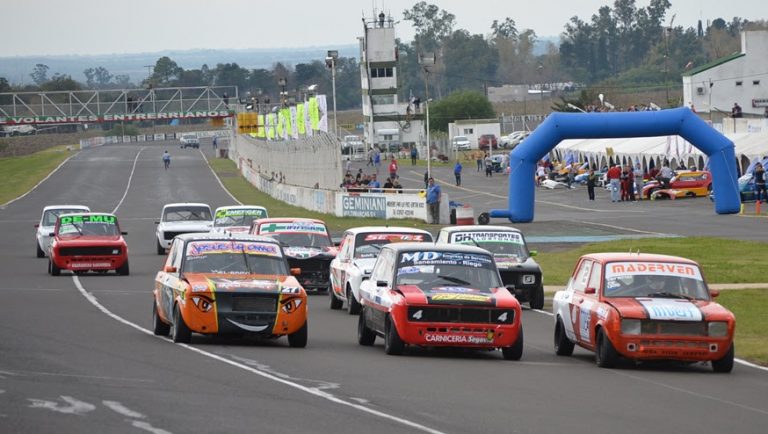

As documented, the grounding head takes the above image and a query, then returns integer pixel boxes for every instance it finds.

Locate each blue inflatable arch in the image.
[489,107,740,223]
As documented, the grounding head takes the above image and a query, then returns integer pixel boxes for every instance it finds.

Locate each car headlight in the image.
[708,321,728,337]
[621,319,641,335]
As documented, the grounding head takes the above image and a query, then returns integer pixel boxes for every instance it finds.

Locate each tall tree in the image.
[30,64,49,86]
[151,57,182,86]
[427,90,495,132]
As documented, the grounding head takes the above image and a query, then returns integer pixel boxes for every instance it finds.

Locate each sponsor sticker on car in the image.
[186,241,281,257]
[259,222,327,234]
[605,261,703,280]
[450,231,523,245]
[399,251,494,269]
[364,233,425,242]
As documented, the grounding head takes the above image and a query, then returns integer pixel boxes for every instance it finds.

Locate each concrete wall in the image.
[238,162,336,214]
[231,132,343,190]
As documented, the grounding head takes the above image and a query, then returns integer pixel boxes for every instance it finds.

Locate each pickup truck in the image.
[179,133,200,149]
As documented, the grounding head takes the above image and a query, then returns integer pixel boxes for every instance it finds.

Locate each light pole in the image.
[708,79,714,122]
[326,50,339,137]
[419,52,436,179]
[538,64,544,102]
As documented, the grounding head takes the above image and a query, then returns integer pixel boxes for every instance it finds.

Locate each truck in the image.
[1,125,37,137]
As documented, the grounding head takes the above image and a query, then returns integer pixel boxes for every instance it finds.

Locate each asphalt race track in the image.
[2,142,767,434]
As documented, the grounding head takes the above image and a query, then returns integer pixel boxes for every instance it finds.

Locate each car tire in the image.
[117,261,130,276]
[502,327,524,360]
[529,286,545,310]
[357,308,376,346]
[477,212,490,225]
[287,321,308,348]
[711,344,734,373]
[49,259,61,276]
[595,328,618,368]
[156,239,165,255]
[554,318,575,356]
[329,286,343,310]
[384,315,405,355]
[347,286,361,315]
[171,303,192,344]
[152,302,170,336]
[36,241,45,258]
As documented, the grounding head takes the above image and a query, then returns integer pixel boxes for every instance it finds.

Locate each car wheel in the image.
[711,344,734,373]
[477,212,490,225]
[529,286,545,310]
[554,318,575,356]
[357,308,376,346]
[502,327,524,360]
[347,286,361,315]
[287,321,308,348]
[329,286,343,310]
[595,328,618,368]
[36,241,45,258]
[152,301,170,336]
[117,261,130,276]
[49,259,61,276]
[156,239,165,255]
[384,315,405,355]
[171,303,192,344]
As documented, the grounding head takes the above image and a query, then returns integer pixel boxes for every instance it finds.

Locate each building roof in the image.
[682,52,745,77]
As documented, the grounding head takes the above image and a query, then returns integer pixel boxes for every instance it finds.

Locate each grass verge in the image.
[716,289,768,365]
[0,145,75,205]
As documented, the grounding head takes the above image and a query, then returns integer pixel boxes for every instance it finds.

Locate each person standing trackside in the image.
[484,153,493,177]
[426,177,441,224]
[586,168,597,200]
[476,151,483,172]
[389,158,398,180]
[212,136,218,151]
[373,148,381,174]
[634,163,644,201]
[606,164,621,202]
[162,150,171,170]
[410,146,418,165]
[755,162,767,203]
[454,160,462,186]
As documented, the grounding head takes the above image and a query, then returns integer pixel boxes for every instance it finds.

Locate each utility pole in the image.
[326,50,339,137]
[419,52,436,179]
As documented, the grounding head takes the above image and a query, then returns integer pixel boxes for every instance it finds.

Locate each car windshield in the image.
[44,208,88,226]
[265,232,331,248]
[58,214,120,237]
[395,251,501,291]
[449,231,528,259]
[182,240,288,275]
[603,261,709,300]
[354,232,431,259]
[214,208,267,227]
[163,206,211,222]
[453,136,467,142]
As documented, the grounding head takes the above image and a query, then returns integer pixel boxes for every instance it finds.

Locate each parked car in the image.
[478,134,498,150]
[180,133,200,149]
[35,204,91,257]
[155,203,213,254]
[48,212,129,276]
[552,253,735,372]
[1,125,37,137]
[642,171,712,199]
[451,135,471,151]
[500,131,529,149]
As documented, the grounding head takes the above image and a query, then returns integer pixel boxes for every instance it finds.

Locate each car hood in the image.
[184,273,302,294]
[211,226,250,233]
[494,256,540,271]
[604,297,733,321]
[396,284,516,306]
[283,246,337,259]
[159,221,212,230]
[55,235,125,245]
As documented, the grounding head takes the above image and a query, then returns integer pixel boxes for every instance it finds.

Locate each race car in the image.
[250,218,337,292]
[329,227,433,314]
[35,204,90,257]
[357,243,523,359]
[48,212,129,276]
[436,225,544,309]
[152,233,307,346]
[155,203,213,254]
[642,171,712,199]
[211,205,268,233]
[552,253,735,372]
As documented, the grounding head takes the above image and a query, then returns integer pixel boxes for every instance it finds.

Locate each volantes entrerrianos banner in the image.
[0,110,234,125]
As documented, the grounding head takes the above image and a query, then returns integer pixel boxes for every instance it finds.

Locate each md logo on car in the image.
[401,251,441,263]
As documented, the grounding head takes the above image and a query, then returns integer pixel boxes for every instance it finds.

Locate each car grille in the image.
[288,257,331,287]
[640,321,707,336]
[407,306,514,324]
[59,246,121,256]
[163,231,193,240]
[499,270,539,288]
[230,295,278,312]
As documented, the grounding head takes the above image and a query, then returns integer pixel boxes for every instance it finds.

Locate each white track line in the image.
[530,309,768,372]
[72,276,445,434]
[112,148,144,214]
[1,151,79,208]
[199,149,242,205]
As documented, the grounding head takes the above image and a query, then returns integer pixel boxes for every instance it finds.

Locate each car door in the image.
[568,259,596,346]
[330,232,353,296]
[362,248,395,333]
[157,239,183,321]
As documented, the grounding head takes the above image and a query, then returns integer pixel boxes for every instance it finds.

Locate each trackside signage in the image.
[0,110,233,125]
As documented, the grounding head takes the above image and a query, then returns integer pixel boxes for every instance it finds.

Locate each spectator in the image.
[484,153,493,177]
[755,162,766,203]
[162,150,171,170]
[606,164,621,202]
[426,177,441,224]
[410,146,418,165]
[454,160,462,186]
[657,163,674,189]
[536,164,547,186]
[355,168,363,184]
[345,159,352,174]
[366,148,374,166]
[567,164,577,189]
[392,177,403,193]
[634,163,644,201]
[424,170,429,189]
[368,174,381,192]
[476,150,484,172]
[389,158,398,180]
[373,148,381,173]
[212,136,218,150]
[586,169,597,201]
[731,102,743,118]
[383,177,394,191]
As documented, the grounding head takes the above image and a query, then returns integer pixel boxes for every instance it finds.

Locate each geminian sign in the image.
[0,110,233,125]
[338,194,387,218]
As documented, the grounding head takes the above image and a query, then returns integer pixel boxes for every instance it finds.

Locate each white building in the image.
[359,12,425,153]
[683,30,768,117]
[448,119,501,149]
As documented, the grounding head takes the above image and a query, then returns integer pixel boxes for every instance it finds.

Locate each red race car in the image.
[48,212,129,276]
[552,253,735,372]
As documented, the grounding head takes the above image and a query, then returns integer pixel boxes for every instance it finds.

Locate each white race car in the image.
[155,203,213,254]
[35,204,91,257]
[329,226,433,314]
[211,205,268,234]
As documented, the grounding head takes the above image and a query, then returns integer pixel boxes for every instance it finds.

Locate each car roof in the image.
[214,205,267,211]
[56,212,117,219]
[582,252,699,265]
[253,217,326,225]
[43,205,90,212]
[383,242,492,255]
[344,226,432,236]
[176,233,279,244]
[440,225,522,234]
[162,202,211,209]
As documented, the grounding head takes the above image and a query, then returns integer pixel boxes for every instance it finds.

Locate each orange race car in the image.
[152,233,307,346]
[643,171,712,199]
[552,253,735,372]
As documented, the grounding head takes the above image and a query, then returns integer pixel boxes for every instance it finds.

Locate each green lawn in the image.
[716,289,768,365]
[0,145,75,204]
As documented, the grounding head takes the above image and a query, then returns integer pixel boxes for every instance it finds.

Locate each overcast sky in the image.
[2,0,765,57]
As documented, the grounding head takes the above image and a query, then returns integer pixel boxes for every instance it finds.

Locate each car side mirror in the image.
[290,267,302,276]
[584,287,596,294]
[164,265,177,273]
[154,221,160,225]
[34,223,40,228]
[376,280,388,287]
[710,289,720,298]
[49,232,55,237]
[529,250,538,257]
[121,231,128,235]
